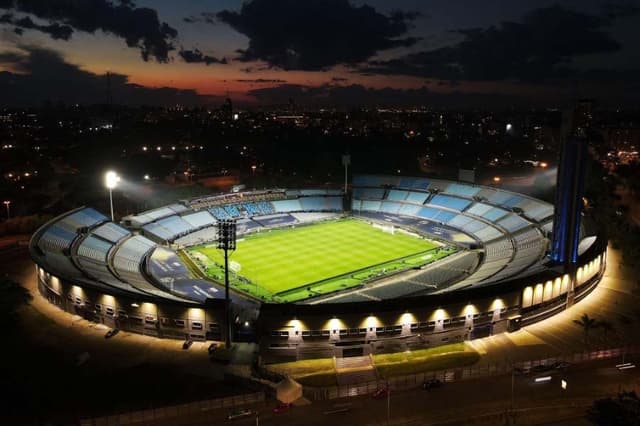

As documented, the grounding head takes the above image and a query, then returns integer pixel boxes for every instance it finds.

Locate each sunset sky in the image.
[0,0,639,106]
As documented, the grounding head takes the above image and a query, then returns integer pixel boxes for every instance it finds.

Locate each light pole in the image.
[217,219,237,349]
[105,171,119,221]
[2,200,10,219]
[342,154,350,194]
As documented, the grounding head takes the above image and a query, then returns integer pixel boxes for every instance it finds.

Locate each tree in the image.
[587,391,640,425]
[0,275,32,322]
[573,314,599,349]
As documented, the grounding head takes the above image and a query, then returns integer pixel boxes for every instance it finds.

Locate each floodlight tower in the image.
[342,154,351,194]
[217,219,237,349]
[105,171,119,221]
[2,200,10,219]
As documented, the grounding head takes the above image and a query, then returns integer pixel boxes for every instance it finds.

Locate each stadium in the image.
[29,174,607,361]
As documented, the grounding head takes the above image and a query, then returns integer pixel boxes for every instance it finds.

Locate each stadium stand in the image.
[291,212,341,223]
[181,211,216,228]
[91,222,130,243]
[442,183,482,198]
[272,199,303,213]
[253,214,298,228]
[300,197,326,211]
[405,191,429,204]
[209,206,231,220]
[429,194,472,211]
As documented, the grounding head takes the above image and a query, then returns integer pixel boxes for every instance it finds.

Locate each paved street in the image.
[122,358,640,426]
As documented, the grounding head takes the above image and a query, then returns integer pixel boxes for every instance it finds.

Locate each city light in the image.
[105,171,119,220]
[493,176,501,182]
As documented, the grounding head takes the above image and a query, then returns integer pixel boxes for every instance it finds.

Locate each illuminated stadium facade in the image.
[30,175,607,360]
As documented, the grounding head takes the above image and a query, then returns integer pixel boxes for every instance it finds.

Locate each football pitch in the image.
[185,219,456,302]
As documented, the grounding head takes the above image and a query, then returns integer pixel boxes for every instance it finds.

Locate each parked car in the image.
[530,364,552,374]
[182,339,193,350]
[422,378,443,390]
[207,343,218,354]
[372,387,389,399]
[227,408,253,420]
[104,329,119,339]
[273,402,292,413]
[551,361,571,371]
[512,367,529,376]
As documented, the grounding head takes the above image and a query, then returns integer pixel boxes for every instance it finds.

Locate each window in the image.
[271,331,280,337]
[118,310,127,318]
[321,330,330,337]
[130,316,143,325]
[144,316,156,325]
[302,331,311,337]
[160,317,169,325]
[94,304,102,312]
[191,321,203,330]
[312,330,321,337]
[410,323,418,330]
[280,331,289,337]
[174,319,185,328]
[105,307,115,316]
[209,323,220,332]
[339,329,347,336]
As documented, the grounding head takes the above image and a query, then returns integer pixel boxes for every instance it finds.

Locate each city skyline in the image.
[0,0,639,106]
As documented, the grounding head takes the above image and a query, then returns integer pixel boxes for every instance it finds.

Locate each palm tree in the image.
[0,275,32,321]
[598,320,615,346]
[573,314,599,349]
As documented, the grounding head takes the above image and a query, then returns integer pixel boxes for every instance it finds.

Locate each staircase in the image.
[335,355,378,386]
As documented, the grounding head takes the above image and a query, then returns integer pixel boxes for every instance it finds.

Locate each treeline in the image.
[0,214,53,237]
[584,158,640,266]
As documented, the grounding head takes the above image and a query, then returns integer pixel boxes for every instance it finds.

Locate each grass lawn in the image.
[187,218,448,301]
[264,342,481,386]
[266,358,338,387]
[373,343,481,378]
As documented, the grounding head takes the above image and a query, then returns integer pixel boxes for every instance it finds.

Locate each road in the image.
[124,358,640,426]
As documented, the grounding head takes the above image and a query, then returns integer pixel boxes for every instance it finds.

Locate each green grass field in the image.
[185,218,456,302]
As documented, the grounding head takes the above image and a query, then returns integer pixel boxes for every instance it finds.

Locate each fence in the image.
[80,392,264,426]
[303,345,640,400]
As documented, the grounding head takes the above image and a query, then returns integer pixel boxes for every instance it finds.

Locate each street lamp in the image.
[105,171,119,221]
[2,200,10,219]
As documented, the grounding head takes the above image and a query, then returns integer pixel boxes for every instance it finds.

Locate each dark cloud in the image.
[0,0,177,62]
[0,14,73,40]
[217,0,420,70]
[361,5,624,82]
[183,12,216,24]
[0,46,212,106]
[236,78,287,83]
[178,48,227,65]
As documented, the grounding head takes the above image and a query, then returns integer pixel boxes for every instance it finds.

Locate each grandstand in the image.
[30,176,606,361]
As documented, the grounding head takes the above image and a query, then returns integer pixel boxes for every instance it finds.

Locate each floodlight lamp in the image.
[105,171,118,189]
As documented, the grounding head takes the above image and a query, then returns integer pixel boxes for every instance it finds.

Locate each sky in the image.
[0,0,639,107]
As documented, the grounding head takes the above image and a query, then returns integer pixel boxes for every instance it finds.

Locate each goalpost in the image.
[373,222,395,235]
